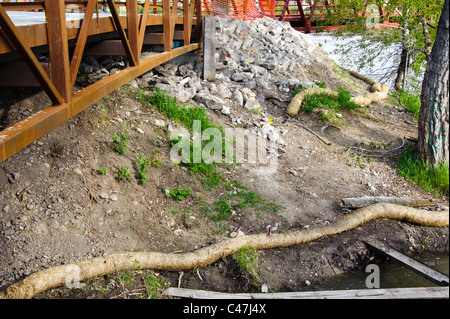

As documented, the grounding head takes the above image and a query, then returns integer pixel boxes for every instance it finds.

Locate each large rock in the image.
[194,91,225,110]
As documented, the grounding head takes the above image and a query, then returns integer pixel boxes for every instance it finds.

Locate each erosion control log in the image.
[0,203,448,299]
[286,71,390,117]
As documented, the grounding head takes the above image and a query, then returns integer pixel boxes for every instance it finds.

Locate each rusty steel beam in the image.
[0,43,200,163]
[163,0,172,52]
[127,0,140,63]
[106,0,137,66]
[0,4,63,105]
[0,13,195,56]
[138,0,152,58]
[70,0,97,89]
[45,0,72,103]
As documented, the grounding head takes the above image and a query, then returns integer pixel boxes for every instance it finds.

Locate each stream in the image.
[317,252,449,291]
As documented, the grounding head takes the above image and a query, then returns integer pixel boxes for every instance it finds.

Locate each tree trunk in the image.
[394,47,408,91]
[393,14,410,91]
[418,0,449,166]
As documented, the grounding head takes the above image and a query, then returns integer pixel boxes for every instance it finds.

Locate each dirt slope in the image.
[0,18,448,299]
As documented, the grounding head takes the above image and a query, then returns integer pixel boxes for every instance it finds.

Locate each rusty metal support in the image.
[106,0,137,66]
[0,4,63,105]
[45,0,72,104]
[70,0,97,90]
[138,0,152,58]
[127,0,140,63]
[163,0,172,52]
[0,43,200,163]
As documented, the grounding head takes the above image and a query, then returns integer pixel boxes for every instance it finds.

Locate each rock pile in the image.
[79,16,326,149]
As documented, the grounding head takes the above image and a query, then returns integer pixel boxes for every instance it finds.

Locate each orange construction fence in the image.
[202,0,275,20]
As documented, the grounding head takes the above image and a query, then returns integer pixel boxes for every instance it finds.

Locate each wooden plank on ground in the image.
[163,287,449,299]
[364,239,449,286]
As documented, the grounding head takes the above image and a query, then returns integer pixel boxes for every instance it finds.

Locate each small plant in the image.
[143,273,168,299]
[135,152,161,185]
[118,166,132,181]
[115,270,132,287]
[315,81,327,88]
[166,186,194,201]
[232,246,260,284]
[291,88,301,97]
[97,167,108,175]
[112,130,130,154]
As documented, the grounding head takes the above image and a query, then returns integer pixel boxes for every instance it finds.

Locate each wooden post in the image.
[195,0,202,42]
[127,0,140,63]
[183,0,191,46]
[45,0,72,103]
[163,0,172,51]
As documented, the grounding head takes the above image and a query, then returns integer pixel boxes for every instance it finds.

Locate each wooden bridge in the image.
[272,0,399,33]
[0,0,201,163]
[0,0,399,163]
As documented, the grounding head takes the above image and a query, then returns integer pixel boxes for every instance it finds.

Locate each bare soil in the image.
[0,51,448,299]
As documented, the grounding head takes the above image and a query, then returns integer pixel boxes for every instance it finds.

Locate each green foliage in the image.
[97,167,108,175]
[315,81,327,88]
[134,152,162,185]
[291,88,301,97]
[111,130,130,154]
[232,246,260,283]
[327,0,444,90]
[143,273,167,299]
[139,89,225,190]
[302,87,359,113]
[391,89,421,118]
[205,182,283,222]
[118,166,132,181]
[397,145,449,196]
[166,186,194,201]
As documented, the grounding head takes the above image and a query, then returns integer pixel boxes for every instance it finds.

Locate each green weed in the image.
[118,166,133,181]
[97,167,108,175]
[397,145,449,196]
[134,152,162,185]
[391,89,421,119]
[142,273,168,299]
[166,186,194,201]
[111,129,130,154]
[232,246,260,284]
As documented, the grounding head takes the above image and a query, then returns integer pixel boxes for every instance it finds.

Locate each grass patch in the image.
[204,181,284,222]
[166,186,194,201]
[391,89,421,119]
[397,145,449,196]
[302,87,360,113]
[232,245,260,285]
[139,88,225,190]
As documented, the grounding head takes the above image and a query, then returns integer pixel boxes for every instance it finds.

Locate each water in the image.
[306,33,422,92]
[317,252,449,291]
